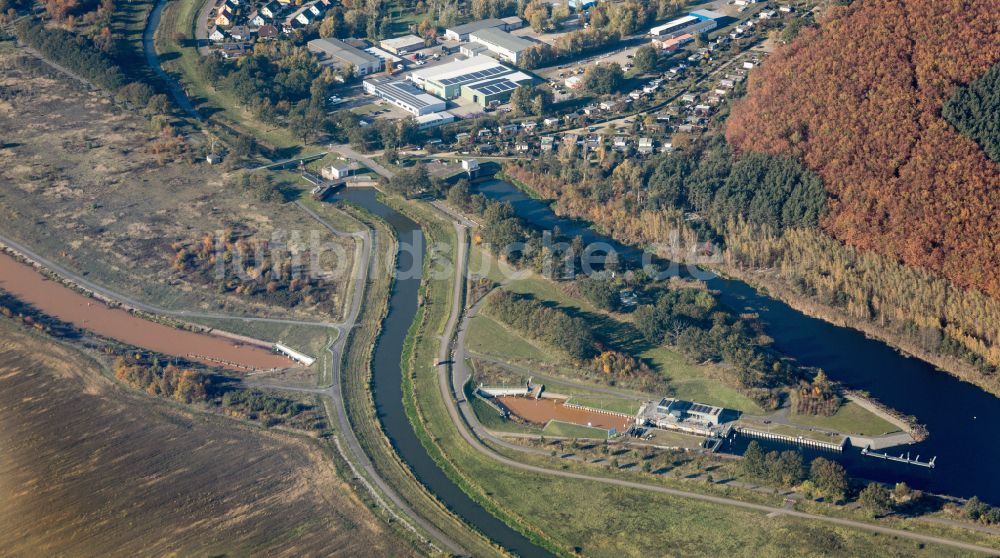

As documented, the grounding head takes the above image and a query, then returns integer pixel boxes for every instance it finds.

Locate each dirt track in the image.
[0,252,292,371]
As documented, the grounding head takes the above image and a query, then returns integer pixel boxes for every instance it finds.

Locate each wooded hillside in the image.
[726,0,1000,298]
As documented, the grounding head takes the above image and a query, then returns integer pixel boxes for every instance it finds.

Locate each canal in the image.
[475,178,1000,504]
[332,188,554,557]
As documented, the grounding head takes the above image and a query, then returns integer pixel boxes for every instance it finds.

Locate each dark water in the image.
[333,189,553,557]
[475,179,1000,504]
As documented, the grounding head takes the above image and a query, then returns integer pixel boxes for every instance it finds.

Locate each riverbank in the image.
[0,249,291,371]
[716,263,1000,400]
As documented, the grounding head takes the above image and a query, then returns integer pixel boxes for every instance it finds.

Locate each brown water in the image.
[0,252,293,371]
[498,396,632,433]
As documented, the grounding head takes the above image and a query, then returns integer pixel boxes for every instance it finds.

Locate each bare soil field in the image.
[0,320,416,557]
[0,45,356,322]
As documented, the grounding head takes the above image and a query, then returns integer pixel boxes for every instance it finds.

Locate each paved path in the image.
[194,0,215,56]
[436,215,1000,557]
[0,211,461,554]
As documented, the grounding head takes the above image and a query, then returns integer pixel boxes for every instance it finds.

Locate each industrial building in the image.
[380,34,426,54]
[460,71,533,107]
[411,56,513,99]
[638,398,727,433]
[414,111,456,129]
[308,38,383,76]
[363,76,447,115]
[653,33,693,51]
[467,27,534,64]
[649,10,722,39]
[443,17,507,41]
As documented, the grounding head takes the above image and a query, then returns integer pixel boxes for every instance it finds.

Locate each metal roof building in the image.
[443,18,505,41]
[460,70,533,107]
[363,76,447,115]
[380,34,426,54]
[467,27,534,64]
[308,38,383,76]
[411,56,513,99]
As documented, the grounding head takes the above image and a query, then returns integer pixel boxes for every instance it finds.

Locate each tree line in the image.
[742,441,924,517]
[726,0,1000,301]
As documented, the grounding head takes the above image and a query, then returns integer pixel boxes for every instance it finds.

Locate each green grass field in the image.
[788,402,899,436]
[543,420,610,439]
[156,0,303,149]
[465,314,557,364]
[397,202,1000,557]
[565,395,642,415]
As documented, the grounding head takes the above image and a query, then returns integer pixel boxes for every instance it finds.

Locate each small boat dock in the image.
[861,445,936,468]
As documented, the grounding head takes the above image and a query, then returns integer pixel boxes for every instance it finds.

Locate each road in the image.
[0,211,462,555]
[436,212,1000,556]
[194,0,215,56]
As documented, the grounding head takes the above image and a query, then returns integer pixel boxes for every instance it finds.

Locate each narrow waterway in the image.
[0,252,290,371]
[143,0,201,120]
[475,178,1000,504]
[332,188,553,557]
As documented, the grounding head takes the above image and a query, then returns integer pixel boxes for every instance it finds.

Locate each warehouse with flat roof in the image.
[308,38,383,76]
[411,56,513,99]
[380,34,425,54]
[363,76,446,115]
[649,10,720,39]
[460,70,533,107]
[443,17,506,41]
[468,27,534,64]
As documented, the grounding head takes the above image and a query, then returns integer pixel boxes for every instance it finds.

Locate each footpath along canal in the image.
[475,178,1000,504]
[331,188,554,557]
[0,252,291,371]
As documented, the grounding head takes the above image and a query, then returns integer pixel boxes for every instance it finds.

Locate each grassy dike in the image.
[334,200,503,557]
[156,0,301,148]
[393,199,996,558]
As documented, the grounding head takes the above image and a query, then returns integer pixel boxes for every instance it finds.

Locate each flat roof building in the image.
[415,111,456,129]
[468,27,534,64]
[380,34,426,54]
[308,38,383,76]
[443,18,505,41]
[650,12,718,39]
[363,76,446,115]
[411,56,512,99]
[460,70,533,107]
[641,398,725,428]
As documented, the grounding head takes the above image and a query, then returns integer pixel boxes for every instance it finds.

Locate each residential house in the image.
[229,25,253,40]
[638,137,654,154]
[521,121,537,132]
[258,25,279,40]
[260,1,280,18]
[515,141,530,153]
[543,117,560,127]
[209,28,226,42]
[540,136,556,152]
[497,123,519,135]
[250,12,266,26]
[215,7,233,26]
[220,42,251,58]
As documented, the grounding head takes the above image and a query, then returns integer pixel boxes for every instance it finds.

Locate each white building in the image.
[380,34,426,55]
[649,10,721,39]
[414,111,456,129]
[363,76,447,116]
